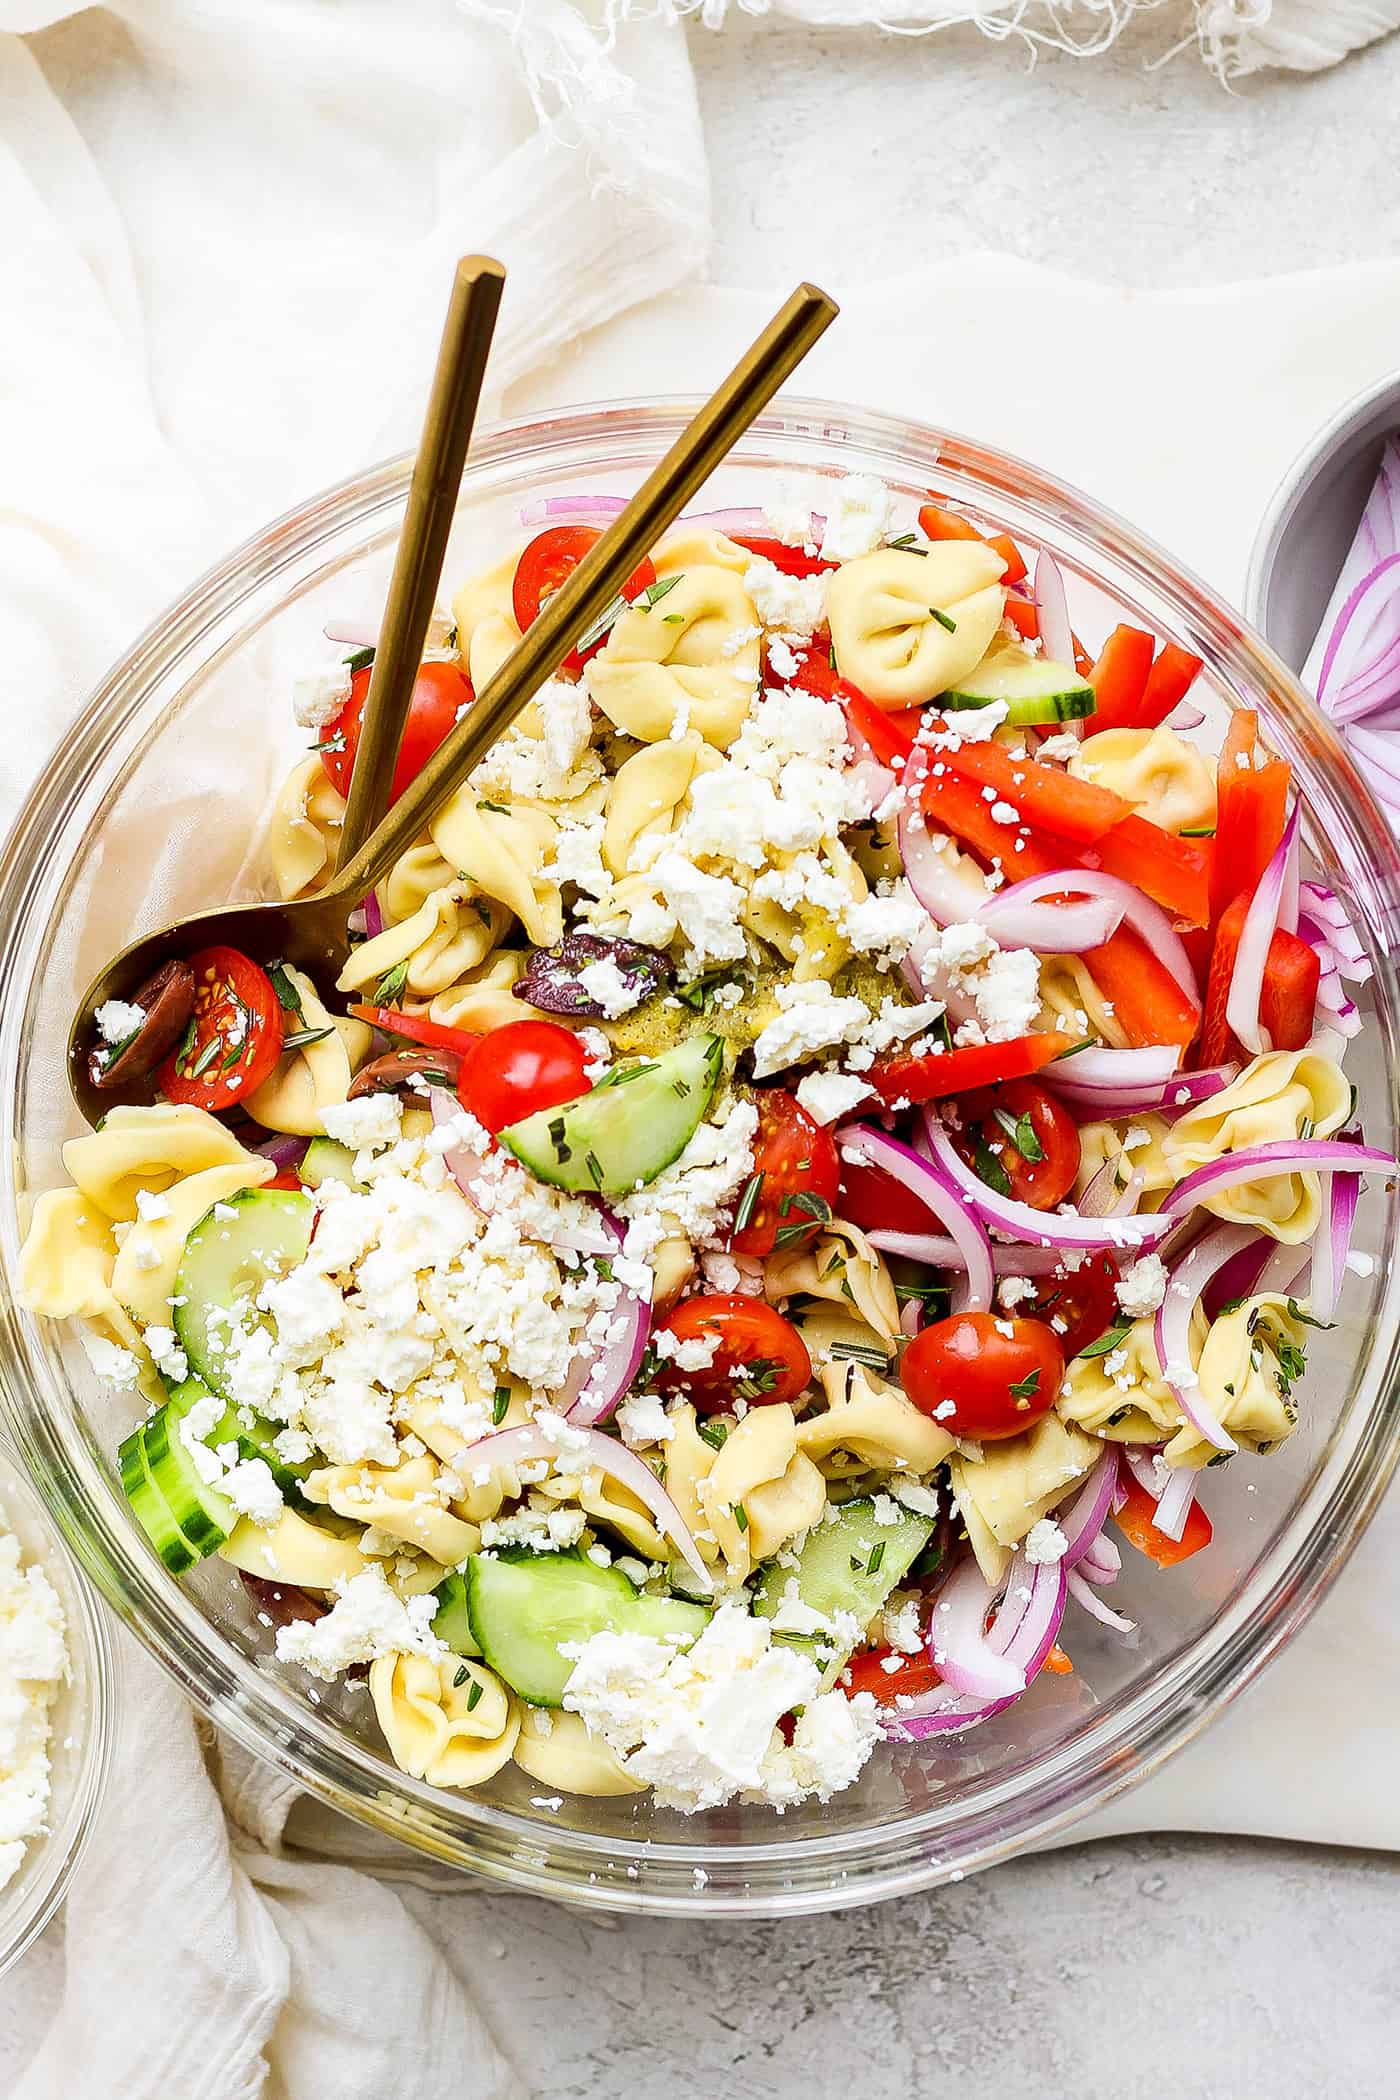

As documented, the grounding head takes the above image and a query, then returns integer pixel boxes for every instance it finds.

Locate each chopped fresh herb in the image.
[1215,1294,1247,1318]
[1076,1323,1132,1360]
[1054,1036,1100,1061]
[1179,825,1217,838]
[492,1385,510,1425]
[188,1035,222,1081]
[1008,1368,1041,1402]
[267,962,303,1016]
[547,1114,569,1162]
[1286,1297,1333,1332]
[827,1340,889,1368]
[310,732,347,754]
[676,981,708,1012]
[453,1664,469,1688]
[994,1107,1044,1164]
[631,1344,662,1395]
[1348,1082,1359,1126]
[584,1148,605,1190]
[662,612,685,625]
[733,1172,765,1236]
[592,1060,661,1090]
[774,1190,834,1248]
[281,1026,334,1052]
[867,1541,886,1576]
[887,531,923,552]
[591,1256,614,1283]
[733,1357,780,1401]
[343,645,375,675]
[697,1417,730,1451]
[477,798,510,815]
[850,1553,865,1572]
[575,593,628,654]
[639,573,683,612]
[732,1502,748,1534]
[929,606,958,634]
[1274,1336,1308,1390]
[972,1134,1012,1199]
[894,1279,951,1322]
[466,1677,485,1712]
[374,960,410,1004]
[173,1016,197,1071]
[1299,1116,1315,1141]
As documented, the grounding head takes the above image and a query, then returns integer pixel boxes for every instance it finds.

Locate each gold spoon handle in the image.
[334,281,839,902]
[336,255,506,867]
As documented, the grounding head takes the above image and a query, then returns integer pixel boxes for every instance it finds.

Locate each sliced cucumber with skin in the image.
[498,1034,725,1197]
[468,1548,710,1706]
[118,1421,199,1573]
[430,1571,481,1657]
[166,1373,311,1499]
[118,1393,237,1569]
[751,1496,933,1678]
[173,1188,314,1402]
[944,641,1096,723]
[298,1137,360,1191]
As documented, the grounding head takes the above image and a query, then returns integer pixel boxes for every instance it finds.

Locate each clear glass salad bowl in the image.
[2,399,1399,1917]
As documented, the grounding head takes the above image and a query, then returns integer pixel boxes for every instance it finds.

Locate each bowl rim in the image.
[4,391,1400,1915]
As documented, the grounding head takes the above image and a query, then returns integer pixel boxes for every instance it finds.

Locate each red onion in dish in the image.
[519,494,628,530]
[1170,701,1207,732]
[1153,1221,1258,1454]
[920,1109,1172,1250]
[1050,1060,1233,1119]
[1201,1235,1272,1319]
[456,1420,711,1591]
[838,1125,995,1312]
[254,1133,309,1171]
[897,754,993,925]
[1158,1137,1395,1219]
[1076,1158,1144,1219]
[1298,881,1371,980]
[1226,805,1298,1055]
[1251,1239,1312,1298]
[868,1231,1067,1279]
[883,1552,1067,1740]
[1066,1569,1136,1632]
[362,890,384,941]
[560,1217,652,1431]
[1033,550,1076,673]
[323,619,378,648]
[899,1298,924,1338]
[1123,1446,1197,1545]
[1307,1167,1361,1323]
[974,869,1123,954]
[925,1556,1028,1702]
[1077,1533,1122,1584]
[1059,1447,1119,1570]
[899,924,983,1032]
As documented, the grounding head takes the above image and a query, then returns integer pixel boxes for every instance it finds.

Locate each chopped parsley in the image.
[1008,1368,1041,1402]
[929,606,958,634]
[280,1025,334,1052]
[466,1678,484,1712]
[732,1357,780,1401]
[733,1172,765,1236]
[344,645,375,675]
[1077,1323,1131,1360]
[374,960,410,1005]
[697,1417,730,1451]
[994,1107,1044,1164]
[972,1133,1012,1199]
[491,1385,511,1425]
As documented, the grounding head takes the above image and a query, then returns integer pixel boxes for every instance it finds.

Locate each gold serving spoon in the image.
[68,279,839,1124]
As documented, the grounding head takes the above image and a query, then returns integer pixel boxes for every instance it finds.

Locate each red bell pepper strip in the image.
[866,1031,1077,1108]
[920,767,1067,879]
[729,534,836,579]
[348,1005,484,1056]
[917,502,1028,587]
[792,651,923,767]
[1079,812,1211,927]
[1198,890,1248,1067]
[1003,595,1040,642]
[932,725,1133,845]
[1210,711,1290,925]
[1261,927,1321,1052]
[1082,924,1200,1050]
[1138,642,1204,728]
[1115,1473,1213,1566]
[1086,624,1155,733]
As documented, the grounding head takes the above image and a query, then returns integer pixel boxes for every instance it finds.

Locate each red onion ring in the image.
[1123,1445,1198,1545]
[253,1134,309,1171]
[926,1556,1028,1702]
[1298,882,1371,979]
[1308,1168,1361,1323]
[1066,1568,1135,1632]
[1159,1137,1395,1219]
[1033,551,1076,672]
[1153,1221,1259,1454]
[560,1216,652,1430]
[897,752,993,925]
[1059,1447,1119,1569]
[868,1232,1067,1279]
[921,1109,1172,1251]
[884,1552,1068,1740]
[362,890,384,941]
[1226,805,1298,1055]
[837,1126,995,1311]
[973,869,1123,954]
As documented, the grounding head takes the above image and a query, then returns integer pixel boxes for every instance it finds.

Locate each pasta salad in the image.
[20,477,1385,1814]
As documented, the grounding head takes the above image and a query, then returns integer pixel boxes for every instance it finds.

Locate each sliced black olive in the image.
[346,1046,462,1100]
[88,959,197,1092]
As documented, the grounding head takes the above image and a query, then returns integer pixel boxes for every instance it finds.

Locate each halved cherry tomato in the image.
[950,1078,1080,1211]
[842,1645,943,1707]
[900,1312,1064,1439]
[730,1091,840,1259]
[838,1155,943,1238]
[729,533,837,579]
[651,1293,811,1410]
[157,947,285,1110]
[867,1032,1076,1110]
[1025,1251,1121,1360]
[348,1005,483,1058]
[1210,711,1290,925]
[511,525,656,673]
[1114,1473,1213,1566]
[1086,624,1155,734]
[456,1019,589,1136]
[321,659,470,803]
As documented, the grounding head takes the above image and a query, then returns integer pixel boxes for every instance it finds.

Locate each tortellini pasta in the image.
[370,1652,520,1788]
[800,1363,954,1479]
[651,526,750,577]
[451,549,522,691]
[400,1382,532,1526]
[535,1467,670,1564]
[246,965,372,1136]
[18,1189,154,1386]
[111,1160,275,1324]
[266,756,347,900]
[428,788,562,950]
[61,1104,265,1222]
[1069,726,1216,835]
[601,734,720,879]
[1162,1050,1351,1242]
[303,1453,479,1566]
[339,877,508,1001]
[948,1415,1101,1586]
[514,1707,646,1796]
[1175,1292,1306,1468]
[789,1305,894,1377]
[1074,1113,1177,1205]
[1057,1307,1209,1447]
[587,566,762,748]
[824,545,1006,706]
[219,1506,370,1588]
[765,1220,900,1343]
[427,952,539,1035]
[1038,955,1131,1051]
[697,1402,826,1580]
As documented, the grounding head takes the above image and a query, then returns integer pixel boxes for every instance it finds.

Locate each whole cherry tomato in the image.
[511,526,657,674]
[900,1311,1064,1439]
[651,1293,812,1411]
[156,946,285,1111]
[321,658,470,804]
[1023,1252,1121,1360]
[949,1077,1080,1211]
[457,1019,590,1135]
[730,1090,840,1259]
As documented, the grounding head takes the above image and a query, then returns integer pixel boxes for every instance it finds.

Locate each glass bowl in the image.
[2,398,1398,1917]
[0,1443,112,1977]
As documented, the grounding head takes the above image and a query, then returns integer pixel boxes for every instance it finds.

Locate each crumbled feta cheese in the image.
[95,999,146,1045]
[998,1276,1035,1310]
[616,1393,676,1449]
[321,1094,403,1152]
[743,557,827,640]
[576,955,643,1019]
[1115,1253,1168,1319]
[794,1070,874,1126]
[80,1335,142,1388]
[881,1591,924,1656]
[653,1330,719,1373]
[292,666,352,729]
[817,474,894,562]
[1024,1518,1068,1566]
[275,1565,442,1681]
[0,1513,67,1895]
[764,487,818,550]
[220,1457,284,1527]
[143,1325,188,1384]
[134,1188,171,1223]
[751,980,871,1079]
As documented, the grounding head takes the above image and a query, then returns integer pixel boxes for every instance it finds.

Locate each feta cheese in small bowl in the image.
[0,1445,111,1978]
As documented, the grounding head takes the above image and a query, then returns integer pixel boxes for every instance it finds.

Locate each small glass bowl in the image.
[0,1445,112,1978]
[2,398,1399,1916]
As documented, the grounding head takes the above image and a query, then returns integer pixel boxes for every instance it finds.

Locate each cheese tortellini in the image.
[587,566,762,747]
[1058,1307,1209,1448]
[800,1363,954,1479]
[601,734,720,878]
[825,544,1006,706]
[660,1402,826,1581]
[61,1104,266,1222]
[1177,1292,1306,1468]
[1069,726,1216,835]
[219,1506,370,1588]
[370,1652,520,1789]
[303,1453,479,1566]
[949,1415,1101,1586]
[1074,1113,1177,1205]
[427,952,538,1035]
[514,1707,645,1796]
[1038,954,1131,1050]
[451,548,522,691]
[17,1188,153,1383]
[1163,1050,1351,1242]
[765,1219,900,1343]
[267,755,347,900]
[111,1160,275,1324]
[246,965,372,1137]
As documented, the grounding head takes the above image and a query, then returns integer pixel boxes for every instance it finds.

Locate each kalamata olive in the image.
[239,1572,326,1631]
[347,1046,462,1100]
[515,930,671,1017]
[88,958,197,1091]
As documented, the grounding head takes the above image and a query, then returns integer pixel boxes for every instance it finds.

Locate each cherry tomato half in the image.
[511,526,657,674]
[949,1078,1080,1211]
[456,1019,590,1136]
[837,1154,943,1239]
[1024,1252,1121,1360]
[322,659,470,804]
[842,1645,942,1708]
[729,1091,840,1259]
[652,1293,812,1411]
[900,1311,1064,1440]
[157,946,285,1111]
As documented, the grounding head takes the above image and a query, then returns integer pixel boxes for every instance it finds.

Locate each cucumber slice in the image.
[945,641,1096,723]
[173,1188,314,1401]
[166,1374,311,1499]
[138,1400,236,1558]
[430,1571,480,1656]
[751,1497,933,1672]
[468,1549,709,1706]
[298,1137,359,1191]
[498,1034,725,1196]
[118,1422,199,1574]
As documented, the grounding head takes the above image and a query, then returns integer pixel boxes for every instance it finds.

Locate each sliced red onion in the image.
[519,494,628,530]
[1153,1221,1258,1454]
[868,1230,1066,1279]
[982,869,1194,991]
[1042,1044,1180,1105]
[1309,1168,1360,1323]
[1170,701,1207,731]
[254,1134,309,1171]
[1201,1235,1271,1318]
[899,924,983,1030]
[1033,551,1076,672]
[561,1217,651,1431]
[362,890,384,941]
[1298,882,1371,980]
[1059,1447,1119,1569]
[897,753,993,925]
[1150,1463,1200,1544]
[837,1125,995,1311]
[899,1298,924,1339]
[1226,804,1299,1055]
[1318,551,1400,716]
[1066,1568,1136,1633]
[884,1553,1067,1740]
[1159,1137,1395,1219]
[925,1558,1031,1702]
[1077,1534,1122,1584]
[1077,1158,1144,1219]
[848,755,898,812]
[1252,1239,1312,1298]
[323,619,378,648]
[456,1421,710,1591]
[921,1110,1172,1250]
[974,869,1123,954]
[429,1089,615,1257]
